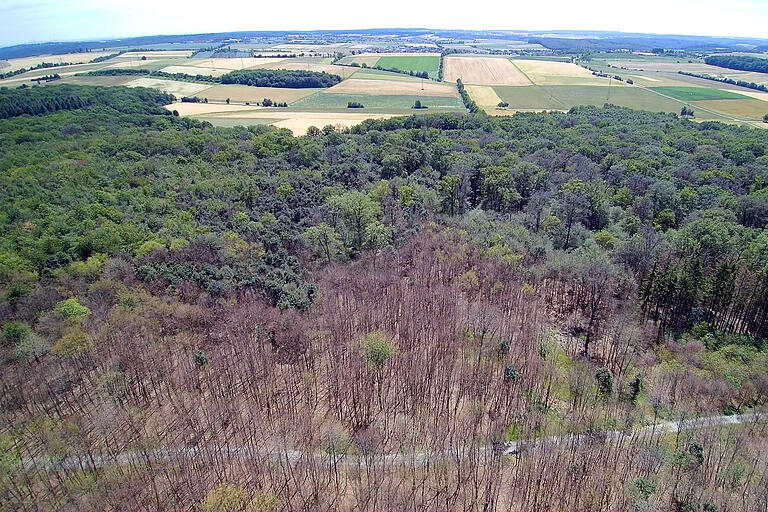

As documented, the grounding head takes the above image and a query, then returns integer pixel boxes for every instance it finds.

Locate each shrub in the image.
[51,326,90,358]
[3,321,31,346]
[362,331,394,370]
[504,364,521,383]
[54,298,91,319]
[595,367,613,398]
[194,350,210,367]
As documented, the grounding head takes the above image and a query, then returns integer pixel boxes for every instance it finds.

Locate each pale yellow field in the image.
[105,60,163,69]
[125,77,213,96]
[119,50,193,58]
[200,84,320,103]
[1,51,115,72]
[166,103,262,115]
[511,60,608,85]
[629,74,661,82]
[167,103,397,135]
[325,78,458,97]
[465,85,503,107]
[187,57,288,70]
[608,60,720,73]
[0,62,108,85]
[158,65,230,77]
[214,111,398,135]
[720,89,768,102]
[444,56,531,86]
[272,114,396,135]
[339,55,382,67]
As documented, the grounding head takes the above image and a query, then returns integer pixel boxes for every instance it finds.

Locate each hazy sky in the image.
[2,0,767,47]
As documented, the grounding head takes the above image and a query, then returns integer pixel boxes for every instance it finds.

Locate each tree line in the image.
[86,67,343,88]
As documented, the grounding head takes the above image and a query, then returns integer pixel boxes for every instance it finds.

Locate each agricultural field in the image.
[326,78,458,97]
[453,54,768,128]
[338,54,382,67]
[491,85,566,111]
[199,84,321,104]
[4,46,767,134]
[464,85,504,108]
[691,98,768,121]
[291,92,463,111]
[349,68,426,81]
[208,111,398,134]
[444,55,531,85]
[0,51,115,72]
[167,103,398,133]
[125,77,212,96]
[338,53,440,77]
[375,54,440,77]
[650,86,751,101]
[511,59,611,86]
[470,39,546,50]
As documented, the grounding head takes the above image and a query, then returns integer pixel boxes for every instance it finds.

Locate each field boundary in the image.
[508,60,568,109]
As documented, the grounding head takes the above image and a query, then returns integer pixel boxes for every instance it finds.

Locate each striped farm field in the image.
[691,98,768,120]
[350,68,425,81]
[444,55,531,86]
[650,87,749,101]
[375,55,440,77]
[338,54,382,67]
[511,59,609,85]
[198,111,399,135]
[199,84,322,104]
[291,93,464,111]
[720,89,768,102]
[1,51,116,72]
[465,85,504,108]
[158,65,230,77]
[325,78,458,97]
[493,86,564,110]
[187,57,288,70]
[125,77,213,97]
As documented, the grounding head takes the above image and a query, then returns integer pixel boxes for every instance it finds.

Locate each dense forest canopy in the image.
[705,54,768,73]
[0,84,173,119]
[220,68,342,88]
[3,85,768,338]
[1,86,768,509]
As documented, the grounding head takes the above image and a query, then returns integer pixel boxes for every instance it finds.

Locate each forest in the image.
[704,55,768,74]
[220,69,342,88]
[1,85,768,510]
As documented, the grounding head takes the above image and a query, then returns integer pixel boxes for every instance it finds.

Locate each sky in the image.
[2,0,768,47]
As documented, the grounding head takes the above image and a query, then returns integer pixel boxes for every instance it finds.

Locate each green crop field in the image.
[350,68,424,82]
[376,55,440,78]
[489,84,755,123]
[650,87,750,101]
[493,85,685,113]
[493,86,565,110]
[291,92,463,111]
[546,85,684,112]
